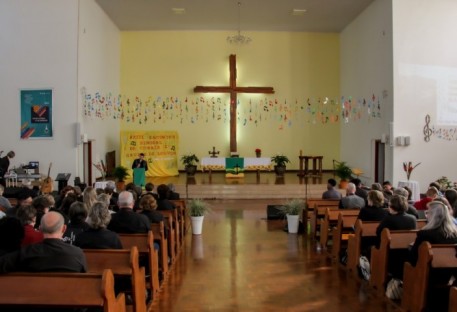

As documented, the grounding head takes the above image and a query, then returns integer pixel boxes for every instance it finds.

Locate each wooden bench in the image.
[402,242,457,312]
[319,208,359,250]
[0,269,125,311]
[302,199,339,233]
[310,205,340,239]
[370,228,418,293]
[450,286,457,312]
[158,209,181,257]
[84,246,147,312]
[171,199,188,236]
[119,231,160,298]
[346,220,380,275]
[151,221,169,276]
[330,212,359,259]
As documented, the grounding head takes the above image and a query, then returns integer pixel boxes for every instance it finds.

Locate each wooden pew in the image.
[84,246,147,312]
[330,212,359,259]
[319,208,358,250]
[119,231,160,298]
[370,228,418,294]
[171,199,188,235]
[310,205,340,239]
[402,242,457,312]
[302,198,339,233]
[346,220,379,275]
[0,269,125,311]
[449,286,457,312]
[158,209,181,257]
[151,221,169,276]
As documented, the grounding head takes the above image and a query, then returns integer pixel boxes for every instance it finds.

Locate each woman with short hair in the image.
[358,190,387,222]
[74,201,122,249]
[138,194,164,223]
[17,205,43,246]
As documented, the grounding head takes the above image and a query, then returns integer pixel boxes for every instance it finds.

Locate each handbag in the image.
[358,255,371,281]
[385,278,403,300]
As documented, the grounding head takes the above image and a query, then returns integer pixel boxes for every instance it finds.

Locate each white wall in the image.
[0,0,79,187]
[392,0,457,191]
[77,0,120,183]
[340,0,393,185]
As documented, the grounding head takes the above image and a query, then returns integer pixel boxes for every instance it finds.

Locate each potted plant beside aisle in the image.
[280,199,304,234]
[188,199,211,235]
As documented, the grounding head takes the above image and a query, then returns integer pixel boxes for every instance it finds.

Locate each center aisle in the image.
[151,199,400,312]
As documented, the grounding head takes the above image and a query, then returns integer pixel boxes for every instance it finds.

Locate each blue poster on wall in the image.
[20,89,53,139]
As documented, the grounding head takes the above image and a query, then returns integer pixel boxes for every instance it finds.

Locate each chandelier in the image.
[227,2,252,45]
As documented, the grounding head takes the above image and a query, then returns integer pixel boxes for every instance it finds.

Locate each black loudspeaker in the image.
[267,205,285,220]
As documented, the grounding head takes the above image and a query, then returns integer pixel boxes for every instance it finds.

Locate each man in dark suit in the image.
[132,153,148,171]
[0,211,87,273]
[0,151,15,187]
[108,191,151,233]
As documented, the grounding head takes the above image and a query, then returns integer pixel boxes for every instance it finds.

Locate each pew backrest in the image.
[0,269,125,312]
[346,220,380,274]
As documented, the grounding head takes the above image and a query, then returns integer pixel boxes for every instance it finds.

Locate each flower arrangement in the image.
[435,176,457,190]
[93,160,107,180]
[255,148,261,153]
[403,161,421,181]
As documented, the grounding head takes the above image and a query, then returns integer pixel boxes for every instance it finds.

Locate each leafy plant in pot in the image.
[181,154,199,176]
[280,199,304,233]
[334,161,352,189]
[271,154,290,176]
[188,199,211,235]
[112,165,129,191]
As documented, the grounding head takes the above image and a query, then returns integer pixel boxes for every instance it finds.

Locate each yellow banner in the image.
[120,131,179,177]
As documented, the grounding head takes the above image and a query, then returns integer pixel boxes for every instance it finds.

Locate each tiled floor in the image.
[151,199,401,312]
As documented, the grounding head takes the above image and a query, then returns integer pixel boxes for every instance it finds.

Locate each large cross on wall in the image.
[194,55,275,153]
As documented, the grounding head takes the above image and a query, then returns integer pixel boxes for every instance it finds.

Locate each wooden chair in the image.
[402,242,457,312]
[346,220,379,275]
[330,212,359,259]
[151,221,169,276]
[119,231,160,298]
[0,269,125,312]
[370,228,418,294]
[84,246,147,312]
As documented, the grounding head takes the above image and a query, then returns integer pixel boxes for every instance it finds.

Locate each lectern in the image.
[56,173,71,193]
[133,168,146,187]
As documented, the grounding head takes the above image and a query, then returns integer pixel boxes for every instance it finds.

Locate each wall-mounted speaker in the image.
[404,136,411,146]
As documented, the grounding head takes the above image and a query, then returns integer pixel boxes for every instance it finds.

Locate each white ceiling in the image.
[95,0,375,32]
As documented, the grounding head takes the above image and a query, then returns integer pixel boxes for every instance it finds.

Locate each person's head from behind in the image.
[17,188,34,206]
[0,217,24,253]
[403,186,413,201]
[429,182,441,191]
[145,183,154,192]
[445,189,457,206]
[40,211,66,238]
[139,194,157,212]
[68,202,88,224]
[87,202,111,229]
[327,178,337,190]
[351,178,362,187]
[388,194,408,214]
[97,193,111,206]
[6,151,15,159]
[426,186,439,199]
[371,183,383,191]
[60,185,75,197]
[60,192,78,215]
[424,200,457,237]
[393,187,409,199]
[118,191,134,209]
[157,184,170,199]
[346,183,356,195]
[367,190,384,207]
[17,205,37,226]
[32,195,53,214]
[383,181,392,191]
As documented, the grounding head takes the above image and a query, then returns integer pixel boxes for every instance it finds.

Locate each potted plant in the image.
[334,161,352,189]
[271,154,290,176]
[112,165,129,191]
[280,199,304,234]
[181,154,199,176]
[188,199,211,235]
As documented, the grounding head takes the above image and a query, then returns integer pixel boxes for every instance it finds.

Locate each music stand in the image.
[56,173,71,193]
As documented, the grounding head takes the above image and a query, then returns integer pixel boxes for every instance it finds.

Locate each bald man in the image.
[0,211,87,273]
[339,182,365,209]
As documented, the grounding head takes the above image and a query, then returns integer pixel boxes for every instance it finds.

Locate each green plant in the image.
[271,154,290,167]
[334,161,352,180]
[280,199,305,216]
[435,176,454,190]
[181,154,200,167]
[188,199,211,217]
[112,165,130,182]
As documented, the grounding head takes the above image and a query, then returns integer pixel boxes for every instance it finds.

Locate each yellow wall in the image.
[120,31,340,170]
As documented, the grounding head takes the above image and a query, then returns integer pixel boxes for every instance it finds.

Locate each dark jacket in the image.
[141,210,164,224]
[74,228,123,249]
[409,228,457,265]
[376,212,417,238]
[157,198,175,211]
[108,208,151,233]
[358,205,388,222]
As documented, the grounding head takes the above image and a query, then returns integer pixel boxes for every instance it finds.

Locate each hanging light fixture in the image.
[227,2,252,45]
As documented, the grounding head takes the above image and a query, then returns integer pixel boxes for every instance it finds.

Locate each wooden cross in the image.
[194,55,275,153]
[208,146,220,158]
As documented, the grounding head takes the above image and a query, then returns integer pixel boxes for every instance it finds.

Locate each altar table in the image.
[201,157,271,179]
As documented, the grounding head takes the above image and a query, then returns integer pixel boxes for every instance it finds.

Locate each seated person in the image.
[339,183,365,209]
[31,195,54,229]
[17,205,43,246]
[0,184,12,211]
[142,182,159,200]
[414,186,439,210]
[393,187,419,219]
[74,201,122,249]
[382,181,394,202]
[0,217,24,256]
[0,211,87,273]
[444,189,457,217]
[108,191,151,233]
[167,183,180,200]
[357,190,387,222]
[322,178,342,200]
[351,178,368,204]
[156,184,176,211]
[138,194,164,224]
[6,187,35,218]
[62,202,89,245]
